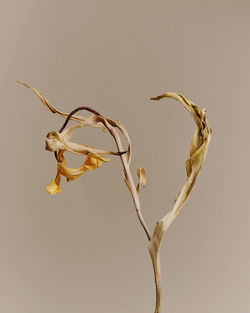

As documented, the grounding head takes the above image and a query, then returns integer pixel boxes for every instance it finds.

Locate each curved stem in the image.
[104,122,151,241]
[59,106,101,133]
[59,106,157,311]
[58,106,159,311]
[58,106,151,241]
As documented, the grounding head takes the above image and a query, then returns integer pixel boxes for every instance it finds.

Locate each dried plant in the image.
[16,80,211,313]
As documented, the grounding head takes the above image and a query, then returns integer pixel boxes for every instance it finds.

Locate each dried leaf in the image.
[15,79,105,131]
[149,92,212,313]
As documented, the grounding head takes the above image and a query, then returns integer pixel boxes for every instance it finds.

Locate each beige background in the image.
[1,0,250,312]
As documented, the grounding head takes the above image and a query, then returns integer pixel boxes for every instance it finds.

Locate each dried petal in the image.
[46,172,62,195]
[45,129,121,157]
[58,154,110,182]
[47,153,110,194]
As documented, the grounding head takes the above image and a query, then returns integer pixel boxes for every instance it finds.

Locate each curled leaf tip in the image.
[149,91,211,313]
[15,80,106,131]
[136,167,147,195]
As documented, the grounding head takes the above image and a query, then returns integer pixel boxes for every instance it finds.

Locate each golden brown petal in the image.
[46,172,62,195]
[58,154,110,181]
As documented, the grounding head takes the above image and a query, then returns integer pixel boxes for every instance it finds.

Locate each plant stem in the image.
[58,106,157,310]
[105,118,163,312]
[102,119,151,241]
[58,106,151,241]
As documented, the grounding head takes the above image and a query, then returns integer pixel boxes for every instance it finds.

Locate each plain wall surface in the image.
[1,1,250,312]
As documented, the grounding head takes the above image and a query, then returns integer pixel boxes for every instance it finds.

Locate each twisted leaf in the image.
[149,92,212,313]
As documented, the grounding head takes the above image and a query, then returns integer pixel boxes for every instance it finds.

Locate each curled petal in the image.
[61,122,88,141]
[60,113,132,164]
[46,153,110,194]
[58,154,110,181]
[58,162,88,181]
[84,154,110,170]
[45,130,122,157]
[57,150,67,164]
[64,140,123,156]
[46,131,65,151]
[46,172,62,195]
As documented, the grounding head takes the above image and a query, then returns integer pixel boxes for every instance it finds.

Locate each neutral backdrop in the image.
[1,1,249,313]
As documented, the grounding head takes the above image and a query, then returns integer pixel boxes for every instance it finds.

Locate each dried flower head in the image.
[15,80,128,194]
[45,123,119,194]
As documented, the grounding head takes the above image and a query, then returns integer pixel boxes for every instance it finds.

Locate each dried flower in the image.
[15,80,126,195]
[45,125,118,194]
[16,79,211,313]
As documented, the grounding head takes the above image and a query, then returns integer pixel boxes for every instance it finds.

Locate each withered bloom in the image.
[16,79,211,313]
[45,124,120,194]
[15,80,127,195]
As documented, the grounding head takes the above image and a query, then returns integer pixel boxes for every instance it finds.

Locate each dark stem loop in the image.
[59,106,102,133]
[54,106,125,162]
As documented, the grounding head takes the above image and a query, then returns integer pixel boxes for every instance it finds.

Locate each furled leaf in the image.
[149,92,212,313]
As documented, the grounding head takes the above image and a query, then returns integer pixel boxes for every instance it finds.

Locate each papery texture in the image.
[16,80,135,195]
[149,92,212,313]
